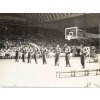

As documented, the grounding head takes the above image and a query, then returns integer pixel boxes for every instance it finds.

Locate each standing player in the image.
[80,44,86,68]
[64,44,71,67]
[22,49,26,62]
[27,49,32,63]
[55,44,61,66]
[15,48,20,62]
[33,47,38,64]
[41,46,47,64]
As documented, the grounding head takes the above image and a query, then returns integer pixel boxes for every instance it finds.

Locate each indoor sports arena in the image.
[0,13,100,87]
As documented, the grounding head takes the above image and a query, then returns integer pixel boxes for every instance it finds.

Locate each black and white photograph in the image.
[0,13,99,87]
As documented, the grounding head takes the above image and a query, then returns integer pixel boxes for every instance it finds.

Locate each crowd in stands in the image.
[0,31,61,59]
[0,29,98,59]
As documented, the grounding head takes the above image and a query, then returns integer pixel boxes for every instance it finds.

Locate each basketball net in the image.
[67,35,72,41]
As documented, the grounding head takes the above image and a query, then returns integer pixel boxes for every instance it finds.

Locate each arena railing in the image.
[56,69,100,78]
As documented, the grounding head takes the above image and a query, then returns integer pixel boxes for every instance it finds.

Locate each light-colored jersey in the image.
[65,46,71,54]
[55,47,61,54]
[80,48,86,55]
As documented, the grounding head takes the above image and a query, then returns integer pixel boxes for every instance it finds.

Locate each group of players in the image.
[15,44,86,68]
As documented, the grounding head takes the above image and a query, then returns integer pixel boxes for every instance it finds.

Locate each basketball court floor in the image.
[0,55,100,87]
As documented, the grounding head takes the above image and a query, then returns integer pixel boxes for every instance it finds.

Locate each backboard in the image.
[65,27,86,40]
[65,27,78,40]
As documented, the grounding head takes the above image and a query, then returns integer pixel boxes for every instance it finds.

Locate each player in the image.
[64,44,71,67]
[22,49,26,62]
[80,44,86,68]
[55,44,61,66]
[15,48,20,62]
[27,49,32,63]
[41,46,47,64]
[33,47,38,64]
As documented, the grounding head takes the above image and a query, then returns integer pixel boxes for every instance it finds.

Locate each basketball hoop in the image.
[65,27,78,40]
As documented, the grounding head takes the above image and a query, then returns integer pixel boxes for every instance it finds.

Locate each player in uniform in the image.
[64,44,71,67]
[80,44,86,68]
[15,48,20,62]
[41,46,47,64]
[22,49,26,62]
[33,47,38,64]
[55,44,61,66]
[27,49,32,63]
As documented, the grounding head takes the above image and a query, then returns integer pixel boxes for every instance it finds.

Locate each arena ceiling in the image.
[20,13,84,24]
[0,13,84,25]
